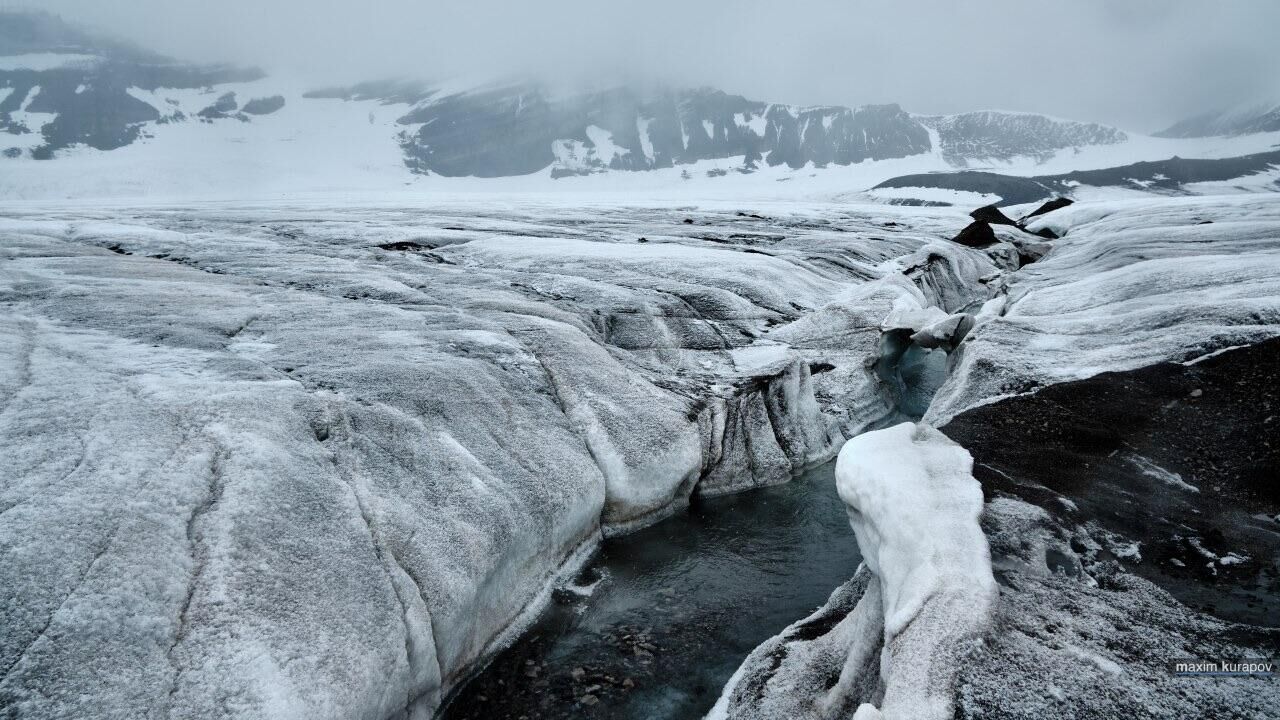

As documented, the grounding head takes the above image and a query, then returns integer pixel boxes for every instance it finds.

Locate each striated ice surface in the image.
[7,193,1278,720]
[713,194,1280,720]
[0,199,982,720]
[928,194,1280,425]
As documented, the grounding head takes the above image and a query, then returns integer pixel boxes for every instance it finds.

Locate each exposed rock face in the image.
[919,110,1127,164]
[395,84,932,177]
[0,12,263,158]
[969,205,1017,226]
[949,221,999,248]
[1020,197,1072,220]
[196,91,238,119]
[2,12,1140,179]
[873,172,1061,206]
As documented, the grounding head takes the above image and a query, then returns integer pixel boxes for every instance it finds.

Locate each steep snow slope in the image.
[1157,101,1280,138]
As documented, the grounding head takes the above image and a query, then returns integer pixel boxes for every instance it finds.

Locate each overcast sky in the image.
[13,0,1280,132]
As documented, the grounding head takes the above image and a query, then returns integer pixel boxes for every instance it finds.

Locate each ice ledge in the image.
[710,423,997,720]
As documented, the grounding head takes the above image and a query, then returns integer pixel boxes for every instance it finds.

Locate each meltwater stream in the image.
[442,460,861,720]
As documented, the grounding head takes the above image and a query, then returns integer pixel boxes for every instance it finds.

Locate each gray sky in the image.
[13,0,1280,132]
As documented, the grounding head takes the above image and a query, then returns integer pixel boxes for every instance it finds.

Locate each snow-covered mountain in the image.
[918,110,1126,164]
[0,11,264,159]
[0,11,1149,193]
[4,9,1280,205]
[1156,101,1280,138]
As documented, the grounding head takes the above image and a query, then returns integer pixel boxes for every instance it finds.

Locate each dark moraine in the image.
[874,149,1280,206]
[441,460,861,720]
[943,338,1280,627]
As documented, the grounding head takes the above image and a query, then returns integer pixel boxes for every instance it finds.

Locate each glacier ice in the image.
[0,200,977,719]
[4,193,1279,720]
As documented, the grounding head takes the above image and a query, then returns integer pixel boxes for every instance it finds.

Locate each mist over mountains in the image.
[2,9,1278,201]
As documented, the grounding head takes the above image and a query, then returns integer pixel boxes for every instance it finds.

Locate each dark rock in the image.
[878,150,1280,205]
[943,338,1280,626]
[950,220,999,248]
[969,204,1018,226]
[377,241,434,251]
[921,110,1127,164]
[197,92,239,119]
[874,171,1057,206]
[242,95,285,115]
[1022,197,1074,220]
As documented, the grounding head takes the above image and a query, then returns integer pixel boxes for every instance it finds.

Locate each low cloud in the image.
[12,0,1280,131]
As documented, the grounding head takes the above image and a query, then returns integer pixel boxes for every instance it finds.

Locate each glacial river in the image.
[442,459,861,720]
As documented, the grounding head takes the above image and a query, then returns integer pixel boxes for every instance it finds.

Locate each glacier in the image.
[0,198,983,719]
[2,191,1279,719]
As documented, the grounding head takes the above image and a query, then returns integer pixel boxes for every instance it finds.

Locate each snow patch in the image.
[584,125,629,166]
[734,111,766,137]
[636,116,654,162]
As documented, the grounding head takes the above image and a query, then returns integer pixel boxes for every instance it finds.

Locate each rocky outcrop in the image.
[918,110,1126,164]
[874,150,1280,206]
[950,221,1000,248]
[241,95,285,115]
[0,12,263,158]
[2,12,1143,179]
[395,84,933,177]
[969,205,1017,226]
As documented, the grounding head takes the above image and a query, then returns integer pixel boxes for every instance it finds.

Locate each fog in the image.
[11,0,1280,132]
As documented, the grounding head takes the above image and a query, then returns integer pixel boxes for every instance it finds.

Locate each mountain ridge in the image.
[0,10,1133,179]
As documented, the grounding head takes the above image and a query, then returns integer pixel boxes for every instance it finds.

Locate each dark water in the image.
[442,460,860,720]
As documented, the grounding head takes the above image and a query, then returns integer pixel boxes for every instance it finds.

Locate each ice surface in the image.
[0,199,977,719]
[834,423,997,720]
[7,193,1277,719]
[711,423,996,720]
[928,195,1280,424]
